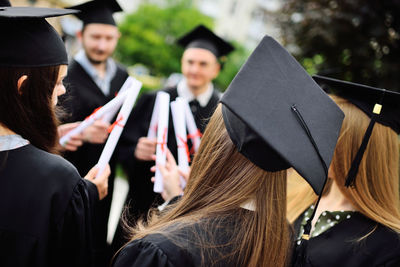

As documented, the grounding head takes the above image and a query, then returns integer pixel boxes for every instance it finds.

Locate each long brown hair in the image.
[287,95,400,233]
[0,66,61,153]
[127,104,290,267]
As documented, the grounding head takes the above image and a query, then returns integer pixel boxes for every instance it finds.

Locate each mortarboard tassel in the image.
[345,90,385,187]
[291,105,329,267]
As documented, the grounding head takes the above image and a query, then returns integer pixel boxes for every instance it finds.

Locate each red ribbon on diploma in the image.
[85,106,103,120]
[107,115,124,133]
[187,129,202,154]
[157,128,168,153]
[177,135,191,163]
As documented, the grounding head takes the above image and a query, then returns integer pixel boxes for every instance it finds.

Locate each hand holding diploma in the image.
[82,120,110,144]
[134,137,156,161]
[84,164,111,200]
[150,149,190,202]
[57,122,84,151]
[59,84,131,147]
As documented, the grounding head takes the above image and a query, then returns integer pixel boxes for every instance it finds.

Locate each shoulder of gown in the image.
[113,233,195,267]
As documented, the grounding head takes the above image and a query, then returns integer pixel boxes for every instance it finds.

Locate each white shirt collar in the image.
[74,50,117,96]
[176,78,214,107]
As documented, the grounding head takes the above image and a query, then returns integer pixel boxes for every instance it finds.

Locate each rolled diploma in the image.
[102,76,136,123]
[95,83,142,178]
[147,92,164,138]
[59,89,130,146]
[153,92,170,193]
[171,98,189,189]
[183,99,201,153]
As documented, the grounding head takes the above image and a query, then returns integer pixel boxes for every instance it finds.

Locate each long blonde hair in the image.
[128,104,290,267]
[287,95,400,233]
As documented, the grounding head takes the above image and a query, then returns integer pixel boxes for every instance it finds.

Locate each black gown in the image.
[60,59,129,265]
[114,86,220,248]
[0,144,98,267]
[112,214,247,267]
[291,212,400,267]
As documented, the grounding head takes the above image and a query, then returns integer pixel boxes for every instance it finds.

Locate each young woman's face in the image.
[52,65,67,106]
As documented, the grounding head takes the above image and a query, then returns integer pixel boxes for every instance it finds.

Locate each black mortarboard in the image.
[220,36,344,195]
[177,25,234,58]
[0,7,78,67]
[0,0,10,7]
[69,0,122,26]
[221,36,344,267]
[313,75,400,187]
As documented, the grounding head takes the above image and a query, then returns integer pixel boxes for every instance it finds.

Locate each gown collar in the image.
[0,134,29,151]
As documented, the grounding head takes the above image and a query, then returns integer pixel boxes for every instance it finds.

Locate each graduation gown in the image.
[112,215,246,267]
[0,144,98,267]
[114,86,220,248]
[61,59,129,265]
[291,212,400,267]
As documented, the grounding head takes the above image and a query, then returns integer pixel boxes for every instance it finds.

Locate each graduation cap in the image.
[313,75,400,187]
[177,25,234,59]
[0,0,10,7]
[221,35,344,196]
[69,0,122,26]
[0,7,78,67]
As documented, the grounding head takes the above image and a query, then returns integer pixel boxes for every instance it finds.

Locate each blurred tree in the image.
[279,0,400,91]
[115,0,249,90]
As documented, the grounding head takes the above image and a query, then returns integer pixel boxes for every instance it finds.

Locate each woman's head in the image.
[330,95,400,230]
[130,105,289,266]
[288,95,400,231]
[0,65,67,152]
[0,7,75,152]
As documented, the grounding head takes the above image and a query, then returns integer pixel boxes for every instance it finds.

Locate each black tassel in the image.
[292,219,312,267]
[290,105,328,267]
[344,116,377,187]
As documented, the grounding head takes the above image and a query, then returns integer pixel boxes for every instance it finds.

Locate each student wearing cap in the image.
[0,4,110,267]
[111,36,344,266]
[59,0,129,264]
[114,25,234,245]
[288,76,400,267]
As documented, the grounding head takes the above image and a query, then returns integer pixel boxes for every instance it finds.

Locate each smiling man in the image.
[114,25,234,249]
[60,1,128,266]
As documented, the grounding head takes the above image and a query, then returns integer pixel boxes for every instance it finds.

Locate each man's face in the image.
[79,23,120,64]
[181,48,220,92]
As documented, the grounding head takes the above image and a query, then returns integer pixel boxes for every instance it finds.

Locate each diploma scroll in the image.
[96,80,142,178]
[59,89,130,147]
[153,92,170,193]
[170,98,189,189]
[102,76,136,123]
[183,100,201,153]
[147,92,164,138]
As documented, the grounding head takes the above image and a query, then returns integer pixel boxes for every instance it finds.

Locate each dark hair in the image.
[0,66,61,153]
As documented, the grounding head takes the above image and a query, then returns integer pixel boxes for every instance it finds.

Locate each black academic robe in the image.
[0,144,98,267]
[112,215,246,267]
[291,212,400,267]
[114,86,220,249]
[61,59,129,266]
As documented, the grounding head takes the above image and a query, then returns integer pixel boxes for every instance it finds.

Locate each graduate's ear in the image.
[17,75,28,94]
[76,30,83,42]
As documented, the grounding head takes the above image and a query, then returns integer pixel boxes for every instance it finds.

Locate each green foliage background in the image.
[279,0,400,91]
[115,0,249,91]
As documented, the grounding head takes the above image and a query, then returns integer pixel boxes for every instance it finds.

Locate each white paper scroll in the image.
[96,80,142,178]
[170,97,189,189]
[102,76,136,123]
[59,89,130,147]
[147,92,162,138]
[152,92,170,193]
[183,100,201,153]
